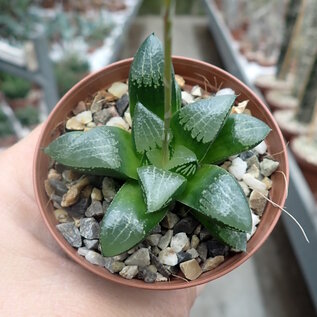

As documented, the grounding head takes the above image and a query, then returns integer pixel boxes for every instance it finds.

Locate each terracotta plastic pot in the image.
[33,57,289,290]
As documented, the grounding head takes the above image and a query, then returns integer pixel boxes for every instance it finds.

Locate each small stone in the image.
[191,85,203,97]
[44,180,54,197]
[247,212,261,240]
[147,265,158,273]
[90,100,102,113]
[152,246,160,256]
[191,235,200,249]
[102,177,117,202]
[124,111,132,127]
[94,107,118,125]
[84,239,99,250]
[249,190,268,216]
[232,100,249,114]
[254,141,267,155]
[79,218,100,239]
[206,240,228,257]
[125,248,150,267]
[171,232,190,253]
[106,116,129,131]
[48,169,61,180]
[113,252,129,262]
[175,74,185,88]
[119,265,138,280]
[161,212,180,229]
[51,194,62,207]
[151,224,162,234]
[228,157,247,180]
[150,253,171,278]
[67,197,89,218]
[197,242,208,261]
[187,248,199,258]
[56,222,82,247]
[102,200,110,213]
[174,217,198,235]
[180,259,202,281]
[77,247,89,256]
[146,234,162,246]
[246,155,260,168]
[138,267,157,283]
[181,91,194,104]
[260,158,279,177]
[243,173,267,194]
[49,179,68,196]
[62,170,79,183]
[73,217,81,228]
[110,261,125,273]
[199,228,212,241]
[177,251,192,264]
[247,164,260,179]
[108,82,128,99]
[201,256,225,272]
[239,150,254,161]
[262,177,272,190]
[61,177,90,207]
[158,247,178,266]
[91,187,103,201]
[194,224,201,235]
[216,88,235,96]
[158,230,173,250]
[75,110,92,124]
[115,94,129,116]
[127,247,138,254]
[220,161,231,170]
[66,117,85,131]
[85,251,105,266]
[73,101,86,115]
[81,185,92,198]
[238,181,250,197]
[85,200,104,217]
[53,208,70,223]
[156,272,168,282]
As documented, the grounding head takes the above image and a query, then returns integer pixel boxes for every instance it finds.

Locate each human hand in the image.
[0,124,199,317]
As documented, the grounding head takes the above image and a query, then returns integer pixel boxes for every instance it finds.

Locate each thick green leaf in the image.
[171,95,235,160]
[44,126,140,180]
[178,95,236,143]
[100,181,167,256]
[146,144,198,177]
[191,210,247,251]
[202,114,271,164]
[128,33,180,119]
[178,165,252,232]
[132,102,164,154]
[138,165,186,213]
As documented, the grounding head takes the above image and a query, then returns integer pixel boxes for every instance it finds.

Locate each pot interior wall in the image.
[34,57,288,290]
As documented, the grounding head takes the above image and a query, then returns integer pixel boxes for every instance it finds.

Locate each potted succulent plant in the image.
[34,2,288,288]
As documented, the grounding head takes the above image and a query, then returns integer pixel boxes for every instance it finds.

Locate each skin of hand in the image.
[0,124,201,317]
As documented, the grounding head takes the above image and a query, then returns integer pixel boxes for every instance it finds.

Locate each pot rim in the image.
[33,56,289,290]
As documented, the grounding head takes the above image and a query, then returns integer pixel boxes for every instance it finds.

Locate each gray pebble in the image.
[199,228,212,241]
[158,229,173,250]
[197,242,208,261]
[49,179,68,196]
[102,177,117,203]
[85,200,104,217]
[206,240,229,258]
[246,155,259,168]
[125,248,150,267]
[112,252,129,262]
[239,150,254,161]
[83,239,99,250]
[77,247,89,256]
[177,251,192,264]
[151,224,162,234]
[115,94,129,116]
[187,248,199,258]
[161,212,180,229]
[110,261,125,273]
[138,266,157,283]
[150,253,171,278]
[80,218,100,239]
[94,108,115,125]
[56,222,82,247]
[260,158,279,177]
[85,250,105,266]
[119,265,138,280]
[191,235,200,249]
[67,197,89,218]
[146,234,162,246]
[174,217,198,235]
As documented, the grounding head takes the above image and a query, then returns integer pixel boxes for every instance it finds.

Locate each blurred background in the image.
[0,0,316,316]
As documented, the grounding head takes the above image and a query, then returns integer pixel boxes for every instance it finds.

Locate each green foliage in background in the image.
[0,107,14,137]
[0,74,31,100]
[15,105,40,127]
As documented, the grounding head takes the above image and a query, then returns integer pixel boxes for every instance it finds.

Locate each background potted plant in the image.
[34,3,288,289]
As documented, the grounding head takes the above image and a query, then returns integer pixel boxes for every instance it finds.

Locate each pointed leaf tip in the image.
[138,165,186,213]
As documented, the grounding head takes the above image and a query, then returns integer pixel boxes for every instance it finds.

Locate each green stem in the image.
[162,0,175,167]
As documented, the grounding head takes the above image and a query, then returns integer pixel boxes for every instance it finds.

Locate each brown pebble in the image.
[73,101,86,115]
[61,177,90,207]
[179,259,202,281]
[48,169,61,181]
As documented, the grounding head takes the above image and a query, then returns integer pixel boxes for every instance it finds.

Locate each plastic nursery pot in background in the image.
[33,57,289,290]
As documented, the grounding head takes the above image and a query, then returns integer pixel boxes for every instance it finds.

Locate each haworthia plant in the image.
[44,34,271,256]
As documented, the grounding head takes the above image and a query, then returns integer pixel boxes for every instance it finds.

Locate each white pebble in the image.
[228,157,247,180]
[159,247,178,266]
[106,117,130,131]
[216,88,235,96]
[238,181,250,196]
[170,233,190,253]
[191,85,203,97]
[254,141,267,155]
[108,82,128,99]
[181,91,194,104]
[75,110,92,124]
[243,173,267,194]
[124,111,132,127]
[247,212,261,241]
